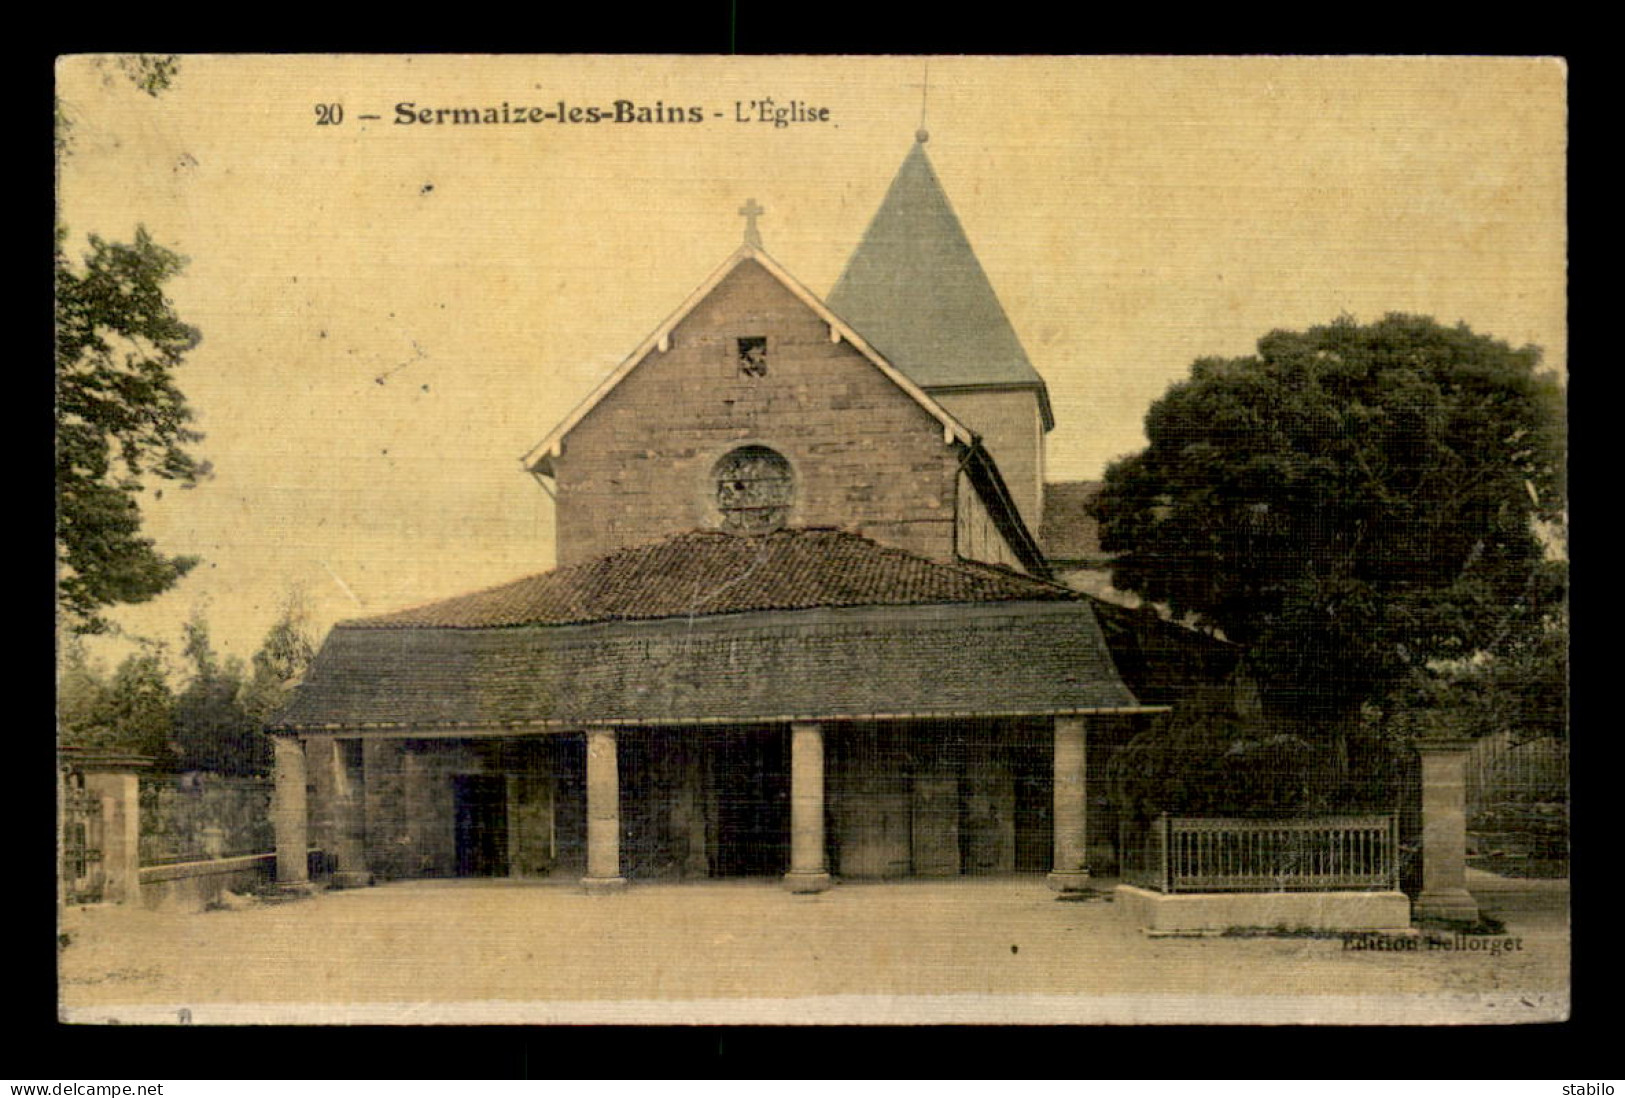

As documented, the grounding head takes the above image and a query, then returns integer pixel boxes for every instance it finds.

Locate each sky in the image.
[55,54,1568,670]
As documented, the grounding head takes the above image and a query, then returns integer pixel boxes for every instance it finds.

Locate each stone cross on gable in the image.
[739,198,764,248]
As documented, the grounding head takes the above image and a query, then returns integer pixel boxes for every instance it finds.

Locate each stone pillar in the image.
[330,738,372,888]
[81,767,142,905]
[272,734,313,892]
[1414,738,1480,923]
[784,722,832,893]
[1047,715,1091,891]
[582,730,627,892]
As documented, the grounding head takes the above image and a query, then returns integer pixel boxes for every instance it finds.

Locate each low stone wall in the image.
[140,774,274,866]
[1115,884,1412,934]
[138,853,275,912]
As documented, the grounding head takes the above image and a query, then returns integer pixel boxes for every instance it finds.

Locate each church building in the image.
[268,134,1177,894]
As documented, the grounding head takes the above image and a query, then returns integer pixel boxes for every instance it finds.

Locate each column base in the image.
[783,870,833,894]
[1414,889,1480,923]
[330,870,374,890]
[273,880,317,899]
[581,875,628,894]
[1047,870,1092,893]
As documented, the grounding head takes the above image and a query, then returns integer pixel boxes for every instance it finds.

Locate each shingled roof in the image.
[274,528,1155,730]
[275,601,1147,730]
[827,138,1053,427]
[345,528,1075,630]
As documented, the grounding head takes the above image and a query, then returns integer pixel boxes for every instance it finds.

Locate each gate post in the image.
[60,749,153,905]
[1414,738,1480,923]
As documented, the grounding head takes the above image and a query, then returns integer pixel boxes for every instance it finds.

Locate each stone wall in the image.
[139,853,275,912]
[956,471,1025,572]
[932,387,1045,534]
[139,774,273,865]
[331,737,583,880]
[364,739,410,878]
[553,260,961,565]
[829,721,1032,879]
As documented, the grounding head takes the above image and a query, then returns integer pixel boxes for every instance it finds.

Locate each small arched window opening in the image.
[714,446,794,533]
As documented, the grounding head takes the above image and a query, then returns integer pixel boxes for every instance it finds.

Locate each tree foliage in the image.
[170,595,317,775]
[57,55,202,634]
[58,637,178,764]
[1389,583,1569,745]
[172,612,262,775]
[59,593,318,774]
[56,227,209,633]
[1092,314,1565,737]
[241,593,320,726]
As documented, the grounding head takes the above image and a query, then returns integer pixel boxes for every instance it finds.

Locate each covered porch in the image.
[268,710,1145,894]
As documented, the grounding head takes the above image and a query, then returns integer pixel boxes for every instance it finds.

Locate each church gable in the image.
[538,252,978,566]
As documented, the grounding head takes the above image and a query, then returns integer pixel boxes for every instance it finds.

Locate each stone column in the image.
[1414,738,1480,923]
[784,722,832,893]
[81,766,143,905]
[272,734,313,892]
[582,730,627,892]
[1047,715,1091,891]
[330,738,372,888]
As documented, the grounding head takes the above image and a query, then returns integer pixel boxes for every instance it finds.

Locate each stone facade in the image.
[933,387,1046,534]
[269,151,1169,899]
[553,260,965,567]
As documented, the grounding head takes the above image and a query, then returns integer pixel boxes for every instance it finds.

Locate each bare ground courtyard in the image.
[58,871,1568,1025]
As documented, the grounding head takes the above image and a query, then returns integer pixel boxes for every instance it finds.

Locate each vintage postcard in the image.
[55,54,1568,1025]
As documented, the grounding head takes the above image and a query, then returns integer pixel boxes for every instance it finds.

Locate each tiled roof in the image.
[828,141,1051,404]
[1040,480,1107,563]
[273,601,1147,730]
[345,528,1076,630]
[1086,597,1241,708]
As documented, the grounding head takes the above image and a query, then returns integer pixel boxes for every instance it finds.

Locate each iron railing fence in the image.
[1123,814,1399,893]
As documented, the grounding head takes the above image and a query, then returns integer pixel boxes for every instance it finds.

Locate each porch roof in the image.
[271,599,1150,732]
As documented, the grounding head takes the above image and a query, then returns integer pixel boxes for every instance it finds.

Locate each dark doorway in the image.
[548,736,587,877]
[453,773,509,877]
[714,728,789,877]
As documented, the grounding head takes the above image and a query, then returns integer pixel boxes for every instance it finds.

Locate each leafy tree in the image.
[56,54,178,156]
[70,645,179,764]
[170,594,317,774]
[1390,576,1568,746]
[240,590,319,728]
[55,228,209,634]
[1092,314,1565,754]
[57,634,110,749]
[172,612,262,775]
[56,54,204,635]
[113,55,179,98]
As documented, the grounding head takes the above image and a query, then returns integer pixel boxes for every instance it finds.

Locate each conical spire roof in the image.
[829,138,1051,410]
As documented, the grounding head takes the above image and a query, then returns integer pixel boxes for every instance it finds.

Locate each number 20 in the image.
[314,103,344,126]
